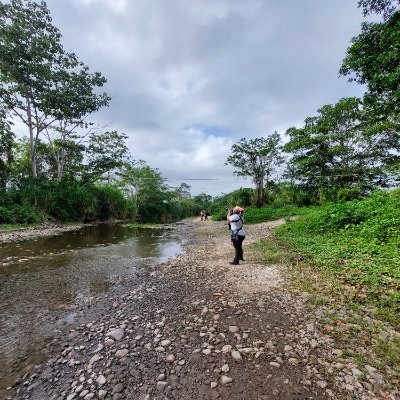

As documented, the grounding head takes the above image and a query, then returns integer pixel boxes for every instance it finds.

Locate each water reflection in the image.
[0,224,181,384]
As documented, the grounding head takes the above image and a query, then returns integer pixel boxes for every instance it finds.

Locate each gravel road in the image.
[5,219,398,400]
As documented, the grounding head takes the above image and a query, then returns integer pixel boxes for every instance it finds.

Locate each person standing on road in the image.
[227,206,245,265]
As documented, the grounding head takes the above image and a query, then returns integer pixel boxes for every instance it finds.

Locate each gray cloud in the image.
[41,0,366,195]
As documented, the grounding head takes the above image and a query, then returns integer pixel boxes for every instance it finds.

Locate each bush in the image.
[0,206,13,223]
[276,189,400,325]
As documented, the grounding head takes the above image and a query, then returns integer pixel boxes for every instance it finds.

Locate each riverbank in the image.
[0,223,84,244]
[5,219,399,400]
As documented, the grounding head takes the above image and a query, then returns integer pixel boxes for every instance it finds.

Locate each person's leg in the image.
[230,240,240,264]
[238,236,245,261]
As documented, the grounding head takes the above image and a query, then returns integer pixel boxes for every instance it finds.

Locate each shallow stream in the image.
[0,223,182,392]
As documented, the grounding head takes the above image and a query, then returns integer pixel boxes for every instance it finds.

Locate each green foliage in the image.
[241,205,302,224]
[0,178,135,223]
[284,98,397,201]
[358,0,400,19]
[341,11,400,120]
[0,0,110,178]
[0,204,42,224]
[212,204,301,223]
[277,190,400,325]
[226,133,284,206]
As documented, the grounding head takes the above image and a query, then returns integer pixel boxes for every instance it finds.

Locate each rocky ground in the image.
[0,223,83,244]
[4,219,399,400]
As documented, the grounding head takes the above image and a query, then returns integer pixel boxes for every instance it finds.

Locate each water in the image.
[0,223,182,391]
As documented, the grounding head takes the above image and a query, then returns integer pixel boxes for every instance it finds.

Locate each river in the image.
[0,223,182,394]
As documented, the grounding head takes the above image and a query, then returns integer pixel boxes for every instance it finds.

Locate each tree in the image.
[173,182,192,200]
[0,107,14,188]
[84,130,129,183]
[357,0,400,19]
[118,161,171,223]
[226,133,284,206]
[284,98,399,201]
[0,0,109,177]
[340,12,400,119]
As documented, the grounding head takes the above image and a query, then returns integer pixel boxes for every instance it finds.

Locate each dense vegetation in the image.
[277,190,400,325]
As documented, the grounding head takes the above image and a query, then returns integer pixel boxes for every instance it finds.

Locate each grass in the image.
[245,191,400,383]
[275,191,400,327]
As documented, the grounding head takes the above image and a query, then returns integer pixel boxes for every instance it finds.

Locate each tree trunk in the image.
[26,97,37,178]
[254,181,264,207]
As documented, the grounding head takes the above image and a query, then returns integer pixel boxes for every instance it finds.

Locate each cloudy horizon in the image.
[23,0,367,195]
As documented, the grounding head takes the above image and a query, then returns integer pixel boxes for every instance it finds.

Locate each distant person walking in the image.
[227,206,245,265]
[200,210,206,221]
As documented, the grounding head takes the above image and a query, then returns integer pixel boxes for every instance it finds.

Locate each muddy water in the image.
[0,223,181,392]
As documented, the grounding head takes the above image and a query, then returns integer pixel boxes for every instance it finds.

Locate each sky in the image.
[42,0,366,196]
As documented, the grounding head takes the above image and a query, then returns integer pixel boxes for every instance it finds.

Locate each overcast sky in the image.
[43,0,366,196]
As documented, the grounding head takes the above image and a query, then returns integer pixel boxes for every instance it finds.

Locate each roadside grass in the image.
[212,204,307,223]
[247,191,400,378]
[275,191,400,328]
[0,223,35,232]
[250,230,400,378]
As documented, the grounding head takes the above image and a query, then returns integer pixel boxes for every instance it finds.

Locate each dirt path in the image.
[6,219,398,400]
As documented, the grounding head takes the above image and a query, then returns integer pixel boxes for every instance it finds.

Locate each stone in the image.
[112,383,124,394]
[96,375,106,386]
[156,381,168,391]
[269,362,280,367]
[166,354,176,362]
[221,364,229,373]
[220,375,233,385]
[161,339,171,347]
[229,326,239,333]
[316,381,328,389]
[231,351,242,361]
[115,349,129,358]
[98,390,107,400]
[221,345,232,353]
[107,328,125,341]
[92,344,104,353]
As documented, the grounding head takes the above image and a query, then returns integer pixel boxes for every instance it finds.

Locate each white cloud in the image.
[39,0,367,195]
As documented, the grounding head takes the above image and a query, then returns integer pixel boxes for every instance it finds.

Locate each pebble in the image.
[221,345,232,353]
[231,351,242,361]
[106,328,125,341]
[156,381,168,391]
[96,375,106,386]
[220,375,233,385]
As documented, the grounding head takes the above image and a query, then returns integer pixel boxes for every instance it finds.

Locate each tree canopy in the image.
[340,11,400,120]
[357,0,400,18]
[226,133,284,206]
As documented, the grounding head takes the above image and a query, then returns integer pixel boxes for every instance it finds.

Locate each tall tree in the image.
[84,130,129,183]
[284,98,399,200]
[226,133,284,206]
[0,0,109,177]
[118,161,171,222]
[340,11,400,120]
[0,107,14,188]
